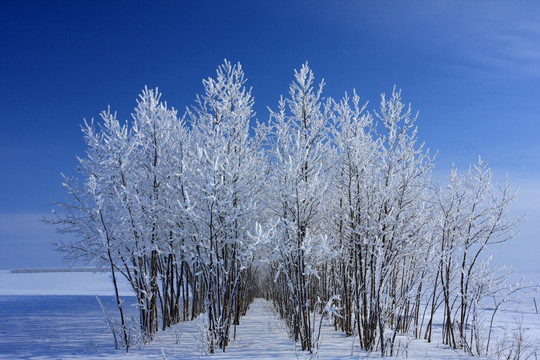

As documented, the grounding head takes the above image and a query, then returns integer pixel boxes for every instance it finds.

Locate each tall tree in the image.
[187,60,266,352]
[431,158,519,351]
[265,63,332,352]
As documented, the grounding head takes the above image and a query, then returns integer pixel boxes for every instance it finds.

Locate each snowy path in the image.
[106,297,301,360]
[203,298,299,359]
[25,298,301,360]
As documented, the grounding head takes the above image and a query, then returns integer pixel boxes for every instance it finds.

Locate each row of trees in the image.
[50,61,519,355]
[260,64,518,356]
[50,62,263,352]
[261,64,518,356]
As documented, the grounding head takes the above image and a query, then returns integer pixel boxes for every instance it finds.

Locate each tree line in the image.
[49,61,519,356]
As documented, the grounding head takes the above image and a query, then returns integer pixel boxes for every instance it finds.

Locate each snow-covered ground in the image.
[0,270,538,359]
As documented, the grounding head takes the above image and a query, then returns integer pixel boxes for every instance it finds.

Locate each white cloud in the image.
[386,1,540,78]
[449,3,540,77]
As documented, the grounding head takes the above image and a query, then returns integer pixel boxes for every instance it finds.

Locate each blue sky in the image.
[1,1,539,270]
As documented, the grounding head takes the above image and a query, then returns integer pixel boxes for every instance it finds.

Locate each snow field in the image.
[0,270,538,359]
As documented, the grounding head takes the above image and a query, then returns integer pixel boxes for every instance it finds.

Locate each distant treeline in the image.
[11,268,97,273]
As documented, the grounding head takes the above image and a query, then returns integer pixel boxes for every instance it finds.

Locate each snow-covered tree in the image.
[49,108,137,350]
[327,91,372,338]
[49,88,193,344]
[187,60,266,352]
[264,63,333,352]
[126,87,190,336]
[368,88,434,355]
[329,88,434,355]
[428,158,519,352]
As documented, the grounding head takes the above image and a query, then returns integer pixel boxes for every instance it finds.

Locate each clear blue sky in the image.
[1,1,539,270]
